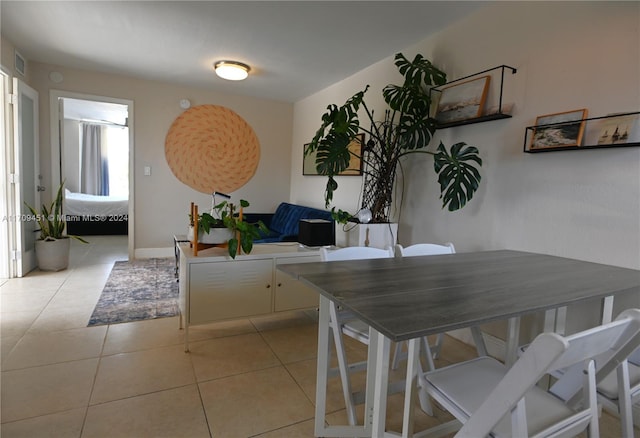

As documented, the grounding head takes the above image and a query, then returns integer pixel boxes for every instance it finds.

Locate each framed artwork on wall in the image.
[529,108,588,150]
[595,113,640,145]
[303,134,364,176]
[435,76,490,124]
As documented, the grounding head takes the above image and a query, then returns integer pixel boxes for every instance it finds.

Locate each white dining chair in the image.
[423,308,640,438]
[520,297,640,436]
[595,347,640,437]
[319,246,396,425]
[391,242,456,371]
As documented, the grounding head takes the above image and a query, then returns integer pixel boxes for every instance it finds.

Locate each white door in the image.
[12,78,40,277]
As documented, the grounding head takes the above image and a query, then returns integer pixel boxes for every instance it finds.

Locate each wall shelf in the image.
[437,113,512,129]
[431,65,517,129]
[523,111,640,153]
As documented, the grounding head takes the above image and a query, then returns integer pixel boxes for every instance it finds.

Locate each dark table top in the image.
[278,250,640,341]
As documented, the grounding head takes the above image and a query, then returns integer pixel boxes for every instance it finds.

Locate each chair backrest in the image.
[458,308,640,437]
[395,242,455,258]
[320,246,394,262]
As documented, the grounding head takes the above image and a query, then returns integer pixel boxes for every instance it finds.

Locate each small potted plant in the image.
[24,181,88,271]
[189,199,268,259]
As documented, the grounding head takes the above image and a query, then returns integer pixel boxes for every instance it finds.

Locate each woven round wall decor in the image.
[164,104,260,194]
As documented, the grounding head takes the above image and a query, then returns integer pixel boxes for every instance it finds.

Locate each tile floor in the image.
[0,236,635,437]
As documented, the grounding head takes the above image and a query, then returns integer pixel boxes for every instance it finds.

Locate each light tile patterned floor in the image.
[0,236,635,437]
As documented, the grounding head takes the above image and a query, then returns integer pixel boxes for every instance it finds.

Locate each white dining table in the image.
[278,249,640,438]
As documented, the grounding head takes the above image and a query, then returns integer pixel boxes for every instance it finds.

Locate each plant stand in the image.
[190,202,242,256]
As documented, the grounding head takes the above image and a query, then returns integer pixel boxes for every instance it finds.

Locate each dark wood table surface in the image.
[279,249,640,342]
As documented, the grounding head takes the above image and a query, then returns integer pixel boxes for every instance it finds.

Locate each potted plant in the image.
[305,52,483,224]
[190,199,268,259]
[25,182,88,271]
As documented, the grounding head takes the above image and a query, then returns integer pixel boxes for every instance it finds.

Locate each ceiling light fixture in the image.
[214,61,250,81]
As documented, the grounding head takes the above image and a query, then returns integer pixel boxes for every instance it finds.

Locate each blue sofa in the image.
[244,202,334,243]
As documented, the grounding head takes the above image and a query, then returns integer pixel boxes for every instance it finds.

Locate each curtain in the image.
[81,123,109,195]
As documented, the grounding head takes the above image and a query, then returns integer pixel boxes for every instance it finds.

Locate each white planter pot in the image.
[35,238,71,271]
[187,226,234,244]
[336,222,398,250]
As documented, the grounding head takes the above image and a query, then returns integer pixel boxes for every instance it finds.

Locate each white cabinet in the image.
[178,243,321,350]
[274,256,321,312]
[189,259,273,323]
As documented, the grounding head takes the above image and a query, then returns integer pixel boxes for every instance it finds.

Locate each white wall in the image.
[291,2,640,336]
[62,119,80,192]
[24,61,293,253]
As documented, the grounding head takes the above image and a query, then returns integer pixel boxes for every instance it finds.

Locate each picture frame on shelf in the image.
[595,113,640,145]
[303,133,364,176]
[435,75,490,124]
[529,108,588,150]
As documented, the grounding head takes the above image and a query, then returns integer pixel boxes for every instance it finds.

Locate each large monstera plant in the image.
[305,52,482,223]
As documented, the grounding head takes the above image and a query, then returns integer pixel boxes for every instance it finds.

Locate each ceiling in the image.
[1,1,485,103]
[63,98,129,126]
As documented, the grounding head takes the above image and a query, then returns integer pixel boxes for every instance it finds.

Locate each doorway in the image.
[50,91,134,259]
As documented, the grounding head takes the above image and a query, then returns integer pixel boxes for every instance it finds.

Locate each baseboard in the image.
[134,247,174,258]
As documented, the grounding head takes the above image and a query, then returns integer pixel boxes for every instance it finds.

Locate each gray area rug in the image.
[88,258,179,326]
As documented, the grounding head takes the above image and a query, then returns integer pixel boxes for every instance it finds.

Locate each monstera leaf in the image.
[383,53,446,114]
[306,52,483,221]
[434,142,483,211]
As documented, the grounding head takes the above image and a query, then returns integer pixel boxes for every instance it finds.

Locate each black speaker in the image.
[298,219,335,246]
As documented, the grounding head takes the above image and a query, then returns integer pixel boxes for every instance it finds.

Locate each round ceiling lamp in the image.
[214,61,250,81]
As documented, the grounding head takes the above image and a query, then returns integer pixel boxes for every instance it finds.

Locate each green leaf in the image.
[228,238,238,259]
[240,236,253,255]
[393,53,447,89]
[330,208,353,224]
[324,177,338,207]
[433,142,483,211]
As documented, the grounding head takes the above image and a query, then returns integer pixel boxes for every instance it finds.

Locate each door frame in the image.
[0,70,10,278]
[49,90,134,259]
[13,78,40,277]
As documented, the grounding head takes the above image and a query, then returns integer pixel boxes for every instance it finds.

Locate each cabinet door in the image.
[274,256,320,312]
[189,259,272,324]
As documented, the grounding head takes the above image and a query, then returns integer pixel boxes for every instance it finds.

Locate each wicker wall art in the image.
[165,104,260,194]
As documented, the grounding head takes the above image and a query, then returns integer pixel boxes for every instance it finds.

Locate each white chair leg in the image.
[616,361,633,438]
[432,333,445,359]
[392,336,439,371]
[392,341,405,370]
[328,302,358,425]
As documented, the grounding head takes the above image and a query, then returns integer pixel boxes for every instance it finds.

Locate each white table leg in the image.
[544,308,557,332]
[601,295,614,324]
[505,316,521,367]
[371,329,391,438]
[315,295,371,438]
[315,296,331,437]
[470,326,487,357]
[401,338,420,438]
[184,321,190,352]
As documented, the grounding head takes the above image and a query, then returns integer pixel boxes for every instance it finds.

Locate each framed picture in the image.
[529,109,588,150]
[595,113,640,145]
[303,134,364,176]
[435,76,490,124]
